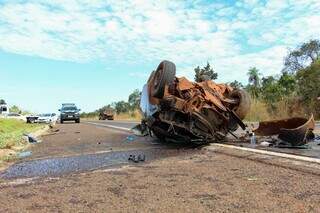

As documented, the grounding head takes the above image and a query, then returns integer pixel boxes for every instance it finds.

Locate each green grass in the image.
[0,119,44,149]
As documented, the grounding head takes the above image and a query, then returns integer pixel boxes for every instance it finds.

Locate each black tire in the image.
[75,119,80,123]
[151,60,176,98]
[230,89,251,120]
[60,119,64,124]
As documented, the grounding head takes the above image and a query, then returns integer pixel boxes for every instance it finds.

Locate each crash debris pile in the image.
[252,115,316,147]
[136,60,251,144]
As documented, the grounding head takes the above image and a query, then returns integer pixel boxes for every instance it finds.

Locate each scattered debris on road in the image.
[134,60,251,145]
[128,154,145,163]
[125,135,136,142]
[23,133,39,143]
[254,115,315,147]
[18,151,32,158]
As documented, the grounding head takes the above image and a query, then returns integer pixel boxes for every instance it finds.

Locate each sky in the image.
[0,0,319,113]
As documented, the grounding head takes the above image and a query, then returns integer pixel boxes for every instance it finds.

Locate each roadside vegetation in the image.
[0,119,43,149]
[83,39,319,121]
[242,39,320,121]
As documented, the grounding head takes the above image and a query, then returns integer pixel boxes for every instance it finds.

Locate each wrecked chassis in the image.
[135,60,251,145]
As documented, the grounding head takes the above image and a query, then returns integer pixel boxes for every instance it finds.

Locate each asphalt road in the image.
[0,121,320,212]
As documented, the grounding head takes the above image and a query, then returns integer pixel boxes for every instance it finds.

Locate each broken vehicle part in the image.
[136,60,251,145]
[254,115,315,146]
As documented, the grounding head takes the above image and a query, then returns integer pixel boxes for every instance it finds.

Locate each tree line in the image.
[80,89,141,118]
[243,39,319,119]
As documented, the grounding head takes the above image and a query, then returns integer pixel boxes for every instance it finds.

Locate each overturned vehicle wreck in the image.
[135,60,251,145]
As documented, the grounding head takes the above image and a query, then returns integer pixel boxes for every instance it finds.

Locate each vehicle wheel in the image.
[60,119,64,124]
[76,119,80,123]
[230,89,251,120]
[150,60,176,99]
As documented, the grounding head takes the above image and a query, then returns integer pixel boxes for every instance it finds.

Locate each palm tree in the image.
[247,67,261,99]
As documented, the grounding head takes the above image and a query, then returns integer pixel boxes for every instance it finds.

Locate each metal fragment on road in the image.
[254,115,315,146]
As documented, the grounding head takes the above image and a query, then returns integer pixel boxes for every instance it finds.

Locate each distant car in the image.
[59,104,80,123]
[5,113,26,122]
[36,113,58,124]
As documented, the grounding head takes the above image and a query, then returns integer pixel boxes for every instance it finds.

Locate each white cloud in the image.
[0,0,319,82]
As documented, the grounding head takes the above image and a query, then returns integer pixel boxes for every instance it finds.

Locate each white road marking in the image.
[207,143,320,164]
[85,121,131,131]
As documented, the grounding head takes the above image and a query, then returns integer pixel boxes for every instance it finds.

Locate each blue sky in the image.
[0,0,319,113]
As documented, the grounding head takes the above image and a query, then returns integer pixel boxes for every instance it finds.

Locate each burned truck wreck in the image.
[134,60,251,145]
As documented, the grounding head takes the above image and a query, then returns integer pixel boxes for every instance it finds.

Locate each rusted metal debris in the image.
[136,60,251,145]
[254,115,315,146]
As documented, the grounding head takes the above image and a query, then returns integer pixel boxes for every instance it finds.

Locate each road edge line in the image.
[206,143,320,164]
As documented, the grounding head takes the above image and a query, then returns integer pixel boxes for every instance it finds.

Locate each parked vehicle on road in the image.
[59,104,81,123]
[99,108,114,120]
[36,113,58,124]
[26,115,39,123]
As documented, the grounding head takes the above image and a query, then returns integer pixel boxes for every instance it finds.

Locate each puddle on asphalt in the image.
[0,147,197,179]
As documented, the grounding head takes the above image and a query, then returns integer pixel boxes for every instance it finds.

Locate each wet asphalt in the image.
[0,121,197,180]
[0,148,189,179]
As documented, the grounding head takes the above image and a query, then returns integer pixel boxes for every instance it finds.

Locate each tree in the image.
[128,89,141,111]
[0,99,6,105]
[296,59,320,117]
[229,80,243,89]
[260,76,282,105]
[278,72,296,96]
[114,101,130,114]
[247,67,261,99]
[9,105,21,113]
[283,39,320,73]
[194,62,218,82]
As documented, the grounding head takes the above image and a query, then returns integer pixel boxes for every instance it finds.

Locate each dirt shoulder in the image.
[1,147,320,212]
